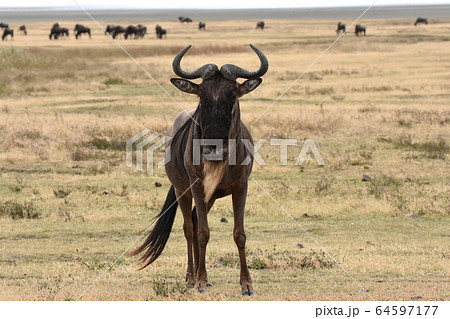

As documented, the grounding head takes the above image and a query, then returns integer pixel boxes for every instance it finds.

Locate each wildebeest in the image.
[136,24,147,38]
[124,24,146,39]
[129,44,269,295]
[105,25,116,35]
[49,23,69,40]
[18,25,27,35]
[0,23,8,29]
[336,22,346,34]
[179,17,193,23]
[256,21,265,30]
[111,26,125,39]
[415,17,428,26]
[155,25,167,39]
[2,28,13,41]
[355,24,366,36]
[198,22,206,31]
[124,25,137,39]
[74,24,91,39]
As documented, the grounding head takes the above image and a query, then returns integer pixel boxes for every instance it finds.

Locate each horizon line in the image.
[1,3,450,11]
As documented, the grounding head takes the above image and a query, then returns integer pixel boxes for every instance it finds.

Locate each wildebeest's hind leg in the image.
[176,190,196,286]
[232,180,253,295]
[191,206,199,277]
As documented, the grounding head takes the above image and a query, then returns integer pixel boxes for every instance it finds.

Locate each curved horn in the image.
[172,45,218,80]
[220,44,269,80]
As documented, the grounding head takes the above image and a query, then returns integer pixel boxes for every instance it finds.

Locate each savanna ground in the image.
[0,17,449,301]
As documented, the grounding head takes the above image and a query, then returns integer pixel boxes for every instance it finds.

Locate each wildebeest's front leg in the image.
[176,189,195,287]
[232,180,253,295]
[192,200,215,285]
[191,183,210,292]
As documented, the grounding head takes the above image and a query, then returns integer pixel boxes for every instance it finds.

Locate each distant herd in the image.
[0,22,26,41]
[0,17,431,41]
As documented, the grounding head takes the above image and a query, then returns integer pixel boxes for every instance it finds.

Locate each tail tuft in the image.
[127,185,178,269]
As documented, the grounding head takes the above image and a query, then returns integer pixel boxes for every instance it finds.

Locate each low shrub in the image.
[0,200,41,219]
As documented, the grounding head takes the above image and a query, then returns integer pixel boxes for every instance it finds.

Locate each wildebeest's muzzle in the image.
[202,139,228,162]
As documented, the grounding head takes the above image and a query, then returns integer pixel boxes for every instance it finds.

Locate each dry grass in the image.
[0,17,449,301]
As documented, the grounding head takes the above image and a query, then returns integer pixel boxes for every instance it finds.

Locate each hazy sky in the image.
[1,0,450,9]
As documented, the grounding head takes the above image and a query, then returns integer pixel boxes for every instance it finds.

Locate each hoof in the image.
[206,282,213,287]
[242,290,254,296]
[197,288,206,293]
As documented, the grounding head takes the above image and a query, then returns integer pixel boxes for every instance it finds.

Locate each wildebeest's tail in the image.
[128,185,178,269]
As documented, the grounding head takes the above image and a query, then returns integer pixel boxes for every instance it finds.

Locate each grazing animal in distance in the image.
[0,23,9,29]
[59,28,69,38]
[74,24,91,39]
[49,23,69,40]
[124,25,146,39]
[155,25,161,38]
[18,25,27,35]
[355,24,366,36]
[180,17,193,23]
[155,25,167,39]
[336,22,346,34]
[111,25,125,39]
[256,21,265,30]
[105,24,116,35]
[124,25,137,39]
[2,28,14,41]
[128,44,269,296]
[136,24,147,38]
[415,17,428,26]
[198,22,206,31]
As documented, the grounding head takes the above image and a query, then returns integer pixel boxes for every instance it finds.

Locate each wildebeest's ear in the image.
[237,78,262,97]
[170,78,199,95]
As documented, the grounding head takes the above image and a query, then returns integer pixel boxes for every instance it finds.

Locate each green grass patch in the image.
[367,175,403,200]
[104,77,125,85]
[0,200,41,219]
[379,135,449,159]
[0,47,51,71]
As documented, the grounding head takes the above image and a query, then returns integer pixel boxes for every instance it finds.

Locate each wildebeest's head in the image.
[170,44,268,160]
